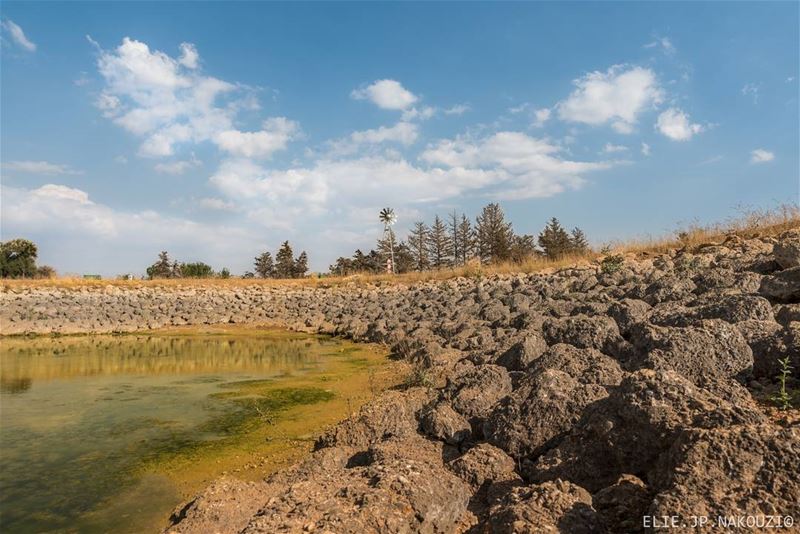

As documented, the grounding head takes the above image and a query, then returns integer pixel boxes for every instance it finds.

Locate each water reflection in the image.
[0,330,362,533]
[0,333,333,385]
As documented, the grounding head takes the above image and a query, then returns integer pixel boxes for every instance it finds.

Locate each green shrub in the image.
[600,254,625,274]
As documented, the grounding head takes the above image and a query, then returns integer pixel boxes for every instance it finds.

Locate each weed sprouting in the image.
[772,356,794,411]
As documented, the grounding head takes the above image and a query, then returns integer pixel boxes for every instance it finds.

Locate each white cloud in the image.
[2,19,36,52]
[532,108,551,128]
[655,108,704,141]
[2,160,82,175]
[644,36,675,55]
[641,142,651,156]
[741,83,760,104]
[95,37,255,158]
[557,65,663,134]
[213,117,300,158]
[443,104,470,115]
[508,103,530,114]
[401,106,436,121]
[602,143,628,154]
[750,149,774,164]
[154,156,201,175]
[351,79,418,110]
[327,122,418,156]
[178,42,199,69]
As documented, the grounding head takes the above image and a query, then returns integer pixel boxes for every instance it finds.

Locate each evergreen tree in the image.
[392,241,416,273]
[275,241,295,278]
[538,217,573,259]
[457,214,475,264]
[408,221,430,271]
[428,215,452,269]
[293,251,309,278]
[570,227,589,254]
[510,234,537,262]
[146,251,173,279]
[329,257,354,276]
[448,210,460,266]
[475,203,514,263]
[254,251,275,278]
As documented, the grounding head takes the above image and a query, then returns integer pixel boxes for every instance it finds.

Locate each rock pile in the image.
[3,230,799,533]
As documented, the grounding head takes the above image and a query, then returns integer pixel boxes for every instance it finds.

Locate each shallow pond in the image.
[0,327,395,533]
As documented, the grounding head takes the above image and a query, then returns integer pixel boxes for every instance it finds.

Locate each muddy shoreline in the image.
[3,231,800,532]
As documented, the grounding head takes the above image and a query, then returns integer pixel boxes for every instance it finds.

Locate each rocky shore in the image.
[3,230,800,533]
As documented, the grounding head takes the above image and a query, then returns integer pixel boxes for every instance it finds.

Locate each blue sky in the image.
[1,2,798,275]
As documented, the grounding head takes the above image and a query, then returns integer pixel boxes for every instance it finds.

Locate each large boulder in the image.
[449,443,520,491]
[759,267,800,302]
[487,480,603,534]
[593,475,652,534]
[419,402,472,445]
[241,436,471,533]
[495,331,548,371]
[484,345,624,459]
[542,315,628,360]
[441,364,513,425]
[629,319,754,384]
[315,387,434,450]
[650,425,800,526]
[528,370,766,492]
[773,229,800,269]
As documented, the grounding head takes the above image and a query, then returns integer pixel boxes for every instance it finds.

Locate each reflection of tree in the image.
[0,335,336,382]
[0,377,32,394]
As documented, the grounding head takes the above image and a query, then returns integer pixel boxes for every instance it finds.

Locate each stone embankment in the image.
[2,230,800,533]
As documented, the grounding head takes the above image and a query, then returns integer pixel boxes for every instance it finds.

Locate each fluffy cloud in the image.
[655,108,703,141]
[750,149,774,164]
[532,108,551,128]
[641,142,651,156]
[351,79,418,110]
[557,66,663,134]
[213,117,300,158]
[2,19,36,52]
[2,160,82,175]
[94,37,266,158]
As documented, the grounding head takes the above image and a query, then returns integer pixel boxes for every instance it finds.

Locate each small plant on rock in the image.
[600,254,625,274]
[402,364,433,389]
[771,356,794,411]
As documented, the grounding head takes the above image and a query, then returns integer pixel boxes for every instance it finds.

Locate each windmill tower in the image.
[379,207,397,274]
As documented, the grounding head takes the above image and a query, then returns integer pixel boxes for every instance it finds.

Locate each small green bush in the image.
[600,254,625,274]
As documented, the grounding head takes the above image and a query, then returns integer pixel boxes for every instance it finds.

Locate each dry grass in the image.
[4,203,798,290]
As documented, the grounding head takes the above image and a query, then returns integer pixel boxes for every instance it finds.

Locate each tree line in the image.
[329,203,588,275]
[145,251,231,279]
[249,241,308,279]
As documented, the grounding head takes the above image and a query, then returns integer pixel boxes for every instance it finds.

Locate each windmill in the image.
[379,207,397,273]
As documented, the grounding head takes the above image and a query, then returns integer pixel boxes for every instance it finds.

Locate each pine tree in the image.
[510,234,536,262]
[448,210,460,266]
[408,221,430,271]
[293,251,309,278]
[538,217,572,259]
[275,241,295,278]
[428,215,451,269]
[570,227,589,255]
[457,214,475,264]
[254,251,275,278]
[475,203,514,264]
[393,241,416,273]
[146,251,173,279]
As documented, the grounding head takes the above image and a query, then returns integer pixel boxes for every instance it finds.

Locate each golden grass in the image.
[4,203,798,290]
